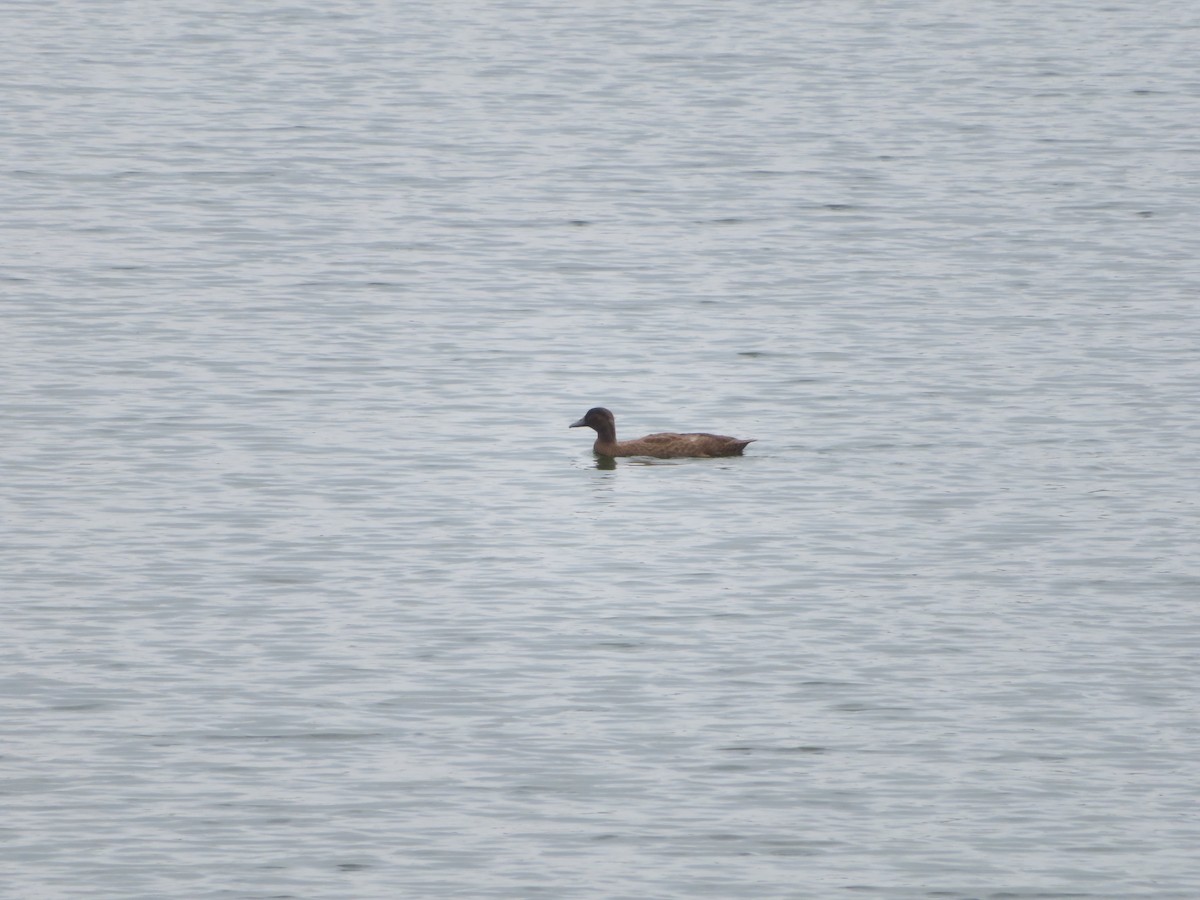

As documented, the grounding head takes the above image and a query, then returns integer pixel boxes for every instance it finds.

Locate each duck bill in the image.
[569,417,587,428]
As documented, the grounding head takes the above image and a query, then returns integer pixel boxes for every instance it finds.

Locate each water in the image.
[3,1,1199,897]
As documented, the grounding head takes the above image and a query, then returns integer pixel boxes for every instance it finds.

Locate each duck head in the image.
[570,407,616,436]
[570,407,614,430]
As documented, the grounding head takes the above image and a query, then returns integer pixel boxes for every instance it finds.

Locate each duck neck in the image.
[592,421,617,446]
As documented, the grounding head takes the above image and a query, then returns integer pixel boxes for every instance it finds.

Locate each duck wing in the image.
[630,432,754,458]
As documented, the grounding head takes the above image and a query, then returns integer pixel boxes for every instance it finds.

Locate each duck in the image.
[570,407,755,458]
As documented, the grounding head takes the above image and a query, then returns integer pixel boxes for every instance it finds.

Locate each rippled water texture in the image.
[3,1,1199,897]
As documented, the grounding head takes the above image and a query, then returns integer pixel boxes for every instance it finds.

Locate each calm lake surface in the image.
[3,1,1199,897]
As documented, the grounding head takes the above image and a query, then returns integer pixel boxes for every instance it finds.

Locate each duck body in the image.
[570,407,754,459]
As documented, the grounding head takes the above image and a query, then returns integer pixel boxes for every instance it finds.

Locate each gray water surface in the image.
[3,1,1200,897]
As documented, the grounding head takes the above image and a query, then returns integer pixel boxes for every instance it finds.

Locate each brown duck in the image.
[570,407,755,458]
